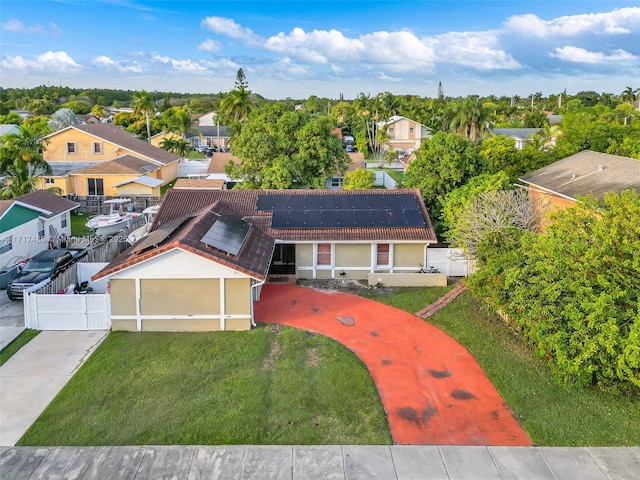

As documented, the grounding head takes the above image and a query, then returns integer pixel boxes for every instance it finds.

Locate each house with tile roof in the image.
[93,188,438,331]
[40,124,179,196]
[519,150,640,211]
[0,190,78,265]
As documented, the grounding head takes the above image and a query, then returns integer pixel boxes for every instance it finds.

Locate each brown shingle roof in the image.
[207,153,242,174]
[8,190,79,218]
[47,124,179,166]
[173,179,225,189]
[93,201,275,281]
[71,155,160,175]
[347,152,366,172]
[519,150,640,201]
[152,189,437,242]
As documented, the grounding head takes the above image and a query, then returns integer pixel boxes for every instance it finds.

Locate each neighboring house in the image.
[0,190,78,265]
[381,115,432,152]
[186,125,231,150]
[205,152,242,186]
[93,188,437,332]
[519,150,640,211]
[40,124,179,196]
[0,124,21,138]
[490,128,542,150]
[149,131,180,149]
[326,152,367,189]
[78,114,101,124]
[173,178,225,190]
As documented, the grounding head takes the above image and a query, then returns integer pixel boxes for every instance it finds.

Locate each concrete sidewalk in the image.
[0,330,107,446]
[1,445,639,479]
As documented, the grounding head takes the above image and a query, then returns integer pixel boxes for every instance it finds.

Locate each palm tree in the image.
[449,98,489,142]
[166,107,199,140]
[0,125,57,199]
[219,87,253,123]
[132,90,155,143]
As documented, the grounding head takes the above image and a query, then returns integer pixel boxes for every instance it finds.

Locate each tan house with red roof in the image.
[40,124,179,196]
[93,188,438,331]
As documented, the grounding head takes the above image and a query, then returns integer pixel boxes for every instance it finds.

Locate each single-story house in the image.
[173,178,225,190]
[149,131,182,149]
[0,190,78,265]
[490,128,542,150]
[40,124,179,196]
[93,188,438,331]
[0,124,21,138]
[205,152,242,186]
[519,150,640,211]
[186,125,231,150]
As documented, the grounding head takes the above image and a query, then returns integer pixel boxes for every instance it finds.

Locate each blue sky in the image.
[1,1,639,100]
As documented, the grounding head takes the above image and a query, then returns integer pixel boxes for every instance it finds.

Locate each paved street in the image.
[0,290,25,350]
[1,445,639,480]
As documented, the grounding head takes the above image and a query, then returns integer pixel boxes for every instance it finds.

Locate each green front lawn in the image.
[19,326,390,446]
[364,288,640,446]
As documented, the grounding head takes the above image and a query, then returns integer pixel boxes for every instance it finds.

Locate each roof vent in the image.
[598,164,605,171]
[570,173,577,179]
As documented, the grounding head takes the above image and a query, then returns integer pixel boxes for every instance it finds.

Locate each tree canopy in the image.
[226,106,350,189]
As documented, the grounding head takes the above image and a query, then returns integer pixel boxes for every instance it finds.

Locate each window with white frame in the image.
[376,243,390,266]
[409,127,414,134]
[66,142,77,154]
[331,178,342,188]
[0,237,12,255]
[38,221,45,238]
[93,142,103,154]
[61,213,67,229]
[317,243,332,266]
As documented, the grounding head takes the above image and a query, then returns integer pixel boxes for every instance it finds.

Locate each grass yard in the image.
[367,167,404,184]
[70,213,94,237]
[364,287,640,446]
[0,330,40,367]
[19,325,391,446]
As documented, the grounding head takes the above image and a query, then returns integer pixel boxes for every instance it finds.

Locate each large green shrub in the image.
[469,191,640,391]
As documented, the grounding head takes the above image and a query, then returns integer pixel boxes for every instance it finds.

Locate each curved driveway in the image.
[254,284,531,446]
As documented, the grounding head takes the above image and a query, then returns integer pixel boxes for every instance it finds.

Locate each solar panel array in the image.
[200,214,252,255]
[257,193,426,229]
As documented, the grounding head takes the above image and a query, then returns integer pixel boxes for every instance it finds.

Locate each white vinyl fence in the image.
[372,171,398,189]
[24,293,111,330]
[426,248,476,277]
[24,262,111,330]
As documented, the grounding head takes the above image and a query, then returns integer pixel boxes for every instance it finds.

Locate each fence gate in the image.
[426,248,476,277]
[24,293,111,330]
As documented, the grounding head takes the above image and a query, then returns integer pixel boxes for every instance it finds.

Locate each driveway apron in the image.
[254,284,531,446]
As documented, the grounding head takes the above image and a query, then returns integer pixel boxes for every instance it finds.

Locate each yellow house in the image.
[41,124,179,196]
[149,131,181,149]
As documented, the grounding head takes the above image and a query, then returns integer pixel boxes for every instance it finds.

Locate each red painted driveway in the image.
[254,284,531,446]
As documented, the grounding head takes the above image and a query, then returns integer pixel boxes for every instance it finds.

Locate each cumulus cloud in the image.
[197,38,220,52]
[92,55,143,73]
[150,52,208,73]
[549,46,638,64]
[505,7,640,37]
[432,31,521,70]
[1,51,80,72]
[201,16,261,44]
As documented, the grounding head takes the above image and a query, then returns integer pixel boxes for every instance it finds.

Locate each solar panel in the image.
[261,193,426,229]
[130,213,197,254]
[200,214,251,255]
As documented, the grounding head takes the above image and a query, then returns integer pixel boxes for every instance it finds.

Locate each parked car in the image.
[7,249,82,300]
[195,145,208,153]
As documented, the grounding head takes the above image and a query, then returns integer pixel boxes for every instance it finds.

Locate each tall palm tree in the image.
[166,107,199,140]
[132,90,155,143]
[219,87,253,123]
[0,125,56,199]
[449,98,489,142]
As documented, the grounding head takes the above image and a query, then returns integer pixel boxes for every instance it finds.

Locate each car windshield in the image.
[23,260,55,273]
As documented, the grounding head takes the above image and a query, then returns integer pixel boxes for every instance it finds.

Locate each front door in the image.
[269,244,295,274]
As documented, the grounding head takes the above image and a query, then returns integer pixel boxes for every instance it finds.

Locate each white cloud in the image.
[150,52,208,73]
[1,19,61,35]
[549,46,638,64]
[201,16,261,44]
[505,7,640,37]
[198,38,220,52]
[1,51,80,72]
[92,55,143,73]
[432,31,521,70]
